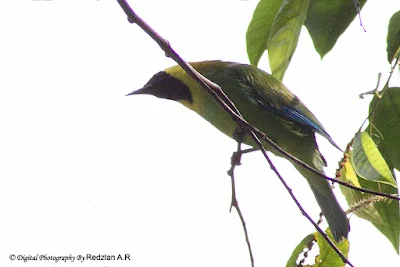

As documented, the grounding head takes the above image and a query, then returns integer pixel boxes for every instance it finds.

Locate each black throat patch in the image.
[144,71,193,103]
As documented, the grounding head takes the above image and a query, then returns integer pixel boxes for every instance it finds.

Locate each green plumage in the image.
[129,60,349,241]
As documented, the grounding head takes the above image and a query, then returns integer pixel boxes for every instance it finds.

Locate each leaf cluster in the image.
[246,1,400,265]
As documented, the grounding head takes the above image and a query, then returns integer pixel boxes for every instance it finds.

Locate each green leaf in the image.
[268,0,310,80]
[246,0,284,67]
[369,87,400,171]
[338,133,400,253]
[387,10,400,63]
[286,234,315,267]
[314,229,349,267]
[374,183,400,254]
[352,132,397,187]
[339,157,384,225]
[304,0,367,58]
[286,231,349,267]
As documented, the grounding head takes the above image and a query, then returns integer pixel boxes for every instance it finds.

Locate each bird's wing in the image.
[236,64,341,150]
[279,104,341,150]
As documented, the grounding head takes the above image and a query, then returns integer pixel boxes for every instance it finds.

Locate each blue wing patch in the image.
[281,106,327,136]
[278,106,341,151]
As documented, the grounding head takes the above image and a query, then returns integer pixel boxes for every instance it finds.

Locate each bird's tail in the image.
[294,161,350,242]
[308,178,350,242]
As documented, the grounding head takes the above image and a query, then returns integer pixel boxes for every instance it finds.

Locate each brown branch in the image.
[229,126,352,267]
[115,1,357,265]
[228,135,254,267]
[116,0,400,203]
[255,148,353,266]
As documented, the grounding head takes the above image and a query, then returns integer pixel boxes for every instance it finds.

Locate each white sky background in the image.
[1,0,400,266]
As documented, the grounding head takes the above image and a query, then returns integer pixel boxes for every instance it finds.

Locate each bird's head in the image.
[126,70,193,105]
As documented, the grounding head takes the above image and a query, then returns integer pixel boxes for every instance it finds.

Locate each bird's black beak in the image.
[125,84,153,97]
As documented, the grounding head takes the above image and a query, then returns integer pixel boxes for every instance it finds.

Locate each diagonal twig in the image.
[227,132,254,267]
[116,0,400,202]
[115,1,359,265]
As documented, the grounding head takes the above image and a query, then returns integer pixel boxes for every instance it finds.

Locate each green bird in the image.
[127,60,349,242]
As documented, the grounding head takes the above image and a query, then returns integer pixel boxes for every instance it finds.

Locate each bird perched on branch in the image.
[127,60,349,242]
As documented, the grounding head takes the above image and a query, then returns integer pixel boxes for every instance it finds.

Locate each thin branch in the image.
[359,72,382,99]
[116,0,400,203]
[116,1,356,265]
[352,0,366,32]
[255,147,353,266]
[367,56,400,128]
[227,132,254,267]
